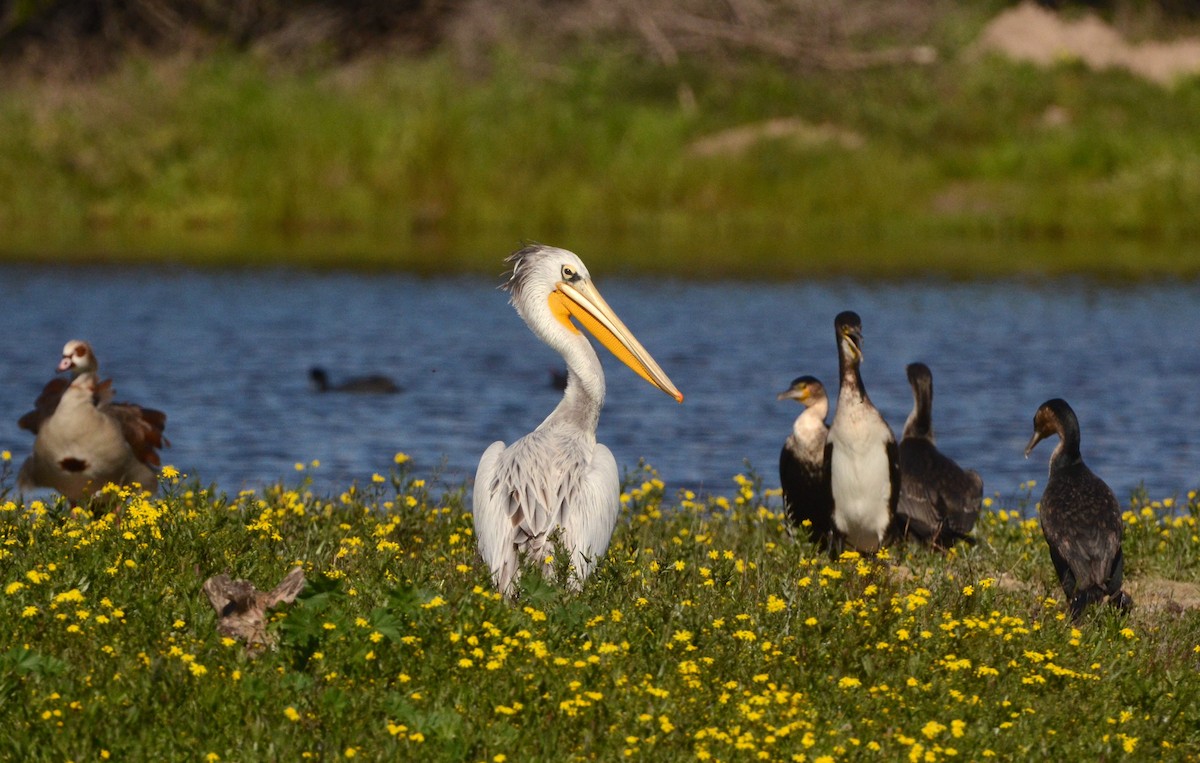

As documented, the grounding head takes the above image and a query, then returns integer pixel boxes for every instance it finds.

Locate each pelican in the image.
[473,244,682,596]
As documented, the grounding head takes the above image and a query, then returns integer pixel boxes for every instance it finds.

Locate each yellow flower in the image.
[284,707,301,722]
[160,465,180,479]
[4,581,24,595]
[394,453,410,465]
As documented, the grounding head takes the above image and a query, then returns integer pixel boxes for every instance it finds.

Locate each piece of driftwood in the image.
[202,566,306,654]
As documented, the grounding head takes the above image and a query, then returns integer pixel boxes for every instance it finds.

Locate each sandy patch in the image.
[686,117,864,157]
[1126,577,1200,614]
[971,1,1200,86]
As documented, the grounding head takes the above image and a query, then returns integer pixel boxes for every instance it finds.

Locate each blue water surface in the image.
[0,265,1196,506]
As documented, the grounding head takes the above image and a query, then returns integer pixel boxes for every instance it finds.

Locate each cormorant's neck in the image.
[1048,421,1083,474]
[794,397,829,440]
[903,384,933,441]
[838,351,868,403]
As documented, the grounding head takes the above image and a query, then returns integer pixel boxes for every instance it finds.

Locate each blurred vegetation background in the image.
[2,0,1200,276]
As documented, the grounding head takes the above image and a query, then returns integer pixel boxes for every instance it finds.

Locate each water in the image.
[0,265,1196,505]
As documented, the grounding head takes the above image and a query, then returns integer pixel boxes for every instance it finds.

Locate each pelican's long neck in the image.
[539,328,605,436]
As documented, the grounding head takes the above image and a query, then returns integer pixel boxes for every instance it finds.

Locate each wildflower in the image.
[285,707,301,722]
[838,677,861,689]
[161,465,180,479]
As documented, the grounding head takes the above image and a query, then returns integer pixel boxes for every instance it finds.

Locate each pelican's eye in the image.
[560,264,577,282]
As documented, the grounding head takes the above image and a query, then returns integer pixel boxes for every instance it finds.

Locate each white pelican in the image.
[473,244,682,596]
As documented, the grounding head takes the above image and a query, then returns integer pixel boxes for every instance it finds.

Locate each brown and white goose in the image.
[18,340,169,504]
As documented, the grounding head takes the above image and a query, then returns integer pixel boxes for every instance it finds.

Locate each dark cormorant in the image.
[895,362,982,550]
[824,311,899,555]
[777,376,833,547]
[1025,398,1131,621]
[309,367,402,394]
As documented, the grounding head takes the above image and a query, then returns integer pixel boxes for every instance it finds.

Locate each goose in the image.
[895,362,982,549]
[777,375,834,547]
[473,245,682,596]
[1025,398,1131,621]
[309,367,402,394]
[824,311,899,555]
[18,340,169,504]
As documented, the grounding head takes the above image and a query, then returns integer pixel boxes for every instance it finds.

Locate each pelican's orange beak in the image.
[550,279,683,403]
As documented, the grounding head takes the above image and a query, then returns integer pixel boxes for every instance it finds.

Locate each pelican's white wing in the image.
[473,440,518,593]
[560,443,621,587]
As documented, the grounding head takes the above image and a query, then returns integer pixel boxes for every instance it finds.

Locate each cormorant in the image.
[777,376,834,547]
[1025,398,1131,621]
[825,311,899,555]
[895,362,982,549]
[309,367,402,394]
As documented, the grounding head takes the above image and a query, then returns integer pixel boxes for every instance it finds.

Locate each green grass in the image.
[1,457,1199,761]
[2,44,1200,277]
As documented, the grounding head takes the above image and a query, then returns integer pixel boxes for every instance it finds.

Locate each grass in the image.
[1,454,1199,761]
[3,42,1200,277]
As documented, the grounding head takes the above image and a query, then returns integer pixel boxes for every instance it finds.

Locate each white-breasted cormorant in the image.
[777,376,834,547]
[1025,398,1131,621]
[895,362,982,550]
[825,311,899,555]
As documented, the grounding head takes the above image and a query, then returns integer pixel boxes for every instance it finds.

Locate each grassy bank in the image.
[3,39,1200,277]
[1,457,1199,760]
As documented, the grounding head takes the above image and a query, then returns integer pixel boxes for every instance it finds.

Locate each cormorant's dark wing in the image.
[896,438,980,549]
[780,444,832,546]
[1039,463,1122,595]
[886,437,901,515]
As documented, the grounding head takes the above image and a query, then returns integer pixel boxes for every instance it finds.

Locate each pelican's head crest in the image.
[502,244,590,308]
